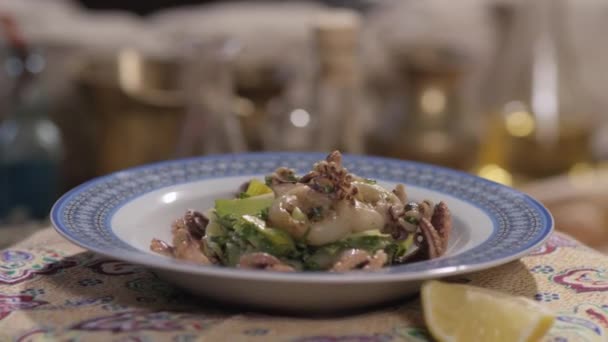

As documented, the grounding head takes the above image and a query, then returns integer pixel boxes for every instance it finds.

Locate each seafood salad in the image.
[150,151,452,272]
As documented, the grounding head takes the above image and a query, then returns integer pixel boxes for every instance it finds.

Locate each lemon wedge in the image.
[421,281,555,342]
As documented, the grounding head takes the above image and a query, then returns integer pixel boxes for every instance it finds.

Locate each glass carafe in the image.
[476,0,595,185]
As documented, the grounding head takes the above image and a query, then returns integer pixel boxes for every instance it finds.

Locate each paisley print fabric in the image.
[0,228,607,341]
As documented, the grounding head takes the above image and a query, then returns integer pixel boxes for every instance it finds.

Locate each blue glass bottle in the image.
[0,16,63,222]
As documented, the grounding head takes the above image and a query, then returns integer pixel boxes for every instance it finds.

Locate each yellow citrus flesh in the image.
[421,281,555,342]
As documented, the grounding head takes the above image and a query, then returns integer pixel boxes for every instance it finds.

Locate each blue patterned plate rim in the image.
[51,152,553,283]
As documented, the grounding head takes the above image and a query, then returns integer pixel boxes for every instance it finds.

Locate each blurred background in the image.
[1,0,608,252]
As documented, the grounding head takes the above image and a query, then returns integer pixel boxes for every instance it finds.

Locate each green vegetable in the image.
[340,232,394,254]
[304,245,341,270]
[206,193,416,270]
[215,193,274,217]
[241,215,295,255]
[385,234,415,263]
[264,175,273,186]
[204,210,224,237]
[259,207,269,221]
[225,242,242,266]
[362,178,377,184]
[301,230,416,270]
[245,179,273,196]
[302,231,393,270]
[291,207,307,222]
[201,209,225,261]
[205,212,296,266]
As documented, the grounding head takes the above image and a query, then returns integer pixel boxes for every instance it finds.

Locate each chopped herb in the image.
[215,214,239,230]
[209,235,229,246]
[387,234,415,263]
[363,178,377,184]
[258,207,269,221]
[264,175,273,186]
[304,260,322,271]
[213,213,295,263]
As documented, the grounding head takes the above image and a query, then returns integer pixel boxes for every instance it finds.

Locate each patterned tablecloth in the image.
[0,228,607,342]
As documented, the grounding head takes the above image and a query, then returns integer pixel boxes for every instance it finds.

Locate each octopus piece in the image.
[365,250,389,270]
[268,151,414,246]
[172,221,212,265]
[350,182,413,240]
[299,151,357,201]
[268,192,309,239]
[150,211,211,265]
[306,200,385,245]
[150,238,174,257]
[183,210,208,240]
[383,202,416,240]
[330,249,388,272]
[384,197,440,241]
[414,201,452,259]
[237,252,295,272]
[417,218,444,259]
[266,167,298,186]
[355,182,402,205]
[326,149,342,164]
[430,201,452,251]
[266,167,299,197]
[392,184,408,204]
[284,184,334,212]
[269,184,385,245]
[419,200,435,221]
[268,184,333,239]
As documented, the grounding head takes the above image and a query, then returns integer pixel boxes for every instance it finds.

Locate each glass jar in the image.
[367,48,479,171]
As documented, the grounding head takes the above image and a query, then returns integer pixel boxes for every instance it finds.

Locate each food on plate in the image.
[150,151,452,272]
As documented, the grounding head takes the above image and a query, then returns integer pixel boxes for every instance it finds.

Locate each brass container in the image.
[74,50,185,175]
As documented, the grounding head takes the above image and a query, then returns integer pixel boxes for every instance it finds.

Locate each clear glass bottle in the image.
[312,9,366,153]
[0,15,64,222]
[175,37,245,156]
[475,0,595,185]
[258,9,366,153]
[367,48,479,171]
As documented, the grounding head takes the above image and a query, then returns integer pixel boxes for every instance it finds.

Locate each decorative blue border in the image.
[51,152,553,281]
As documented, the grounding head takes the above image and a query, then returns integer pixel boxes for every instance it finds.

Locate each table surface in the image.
[0,222,48,250]
[1,227,607,341]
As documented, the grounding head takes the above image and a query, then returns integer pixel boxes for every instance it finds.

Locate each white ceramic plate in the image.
[51,153,553,312]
